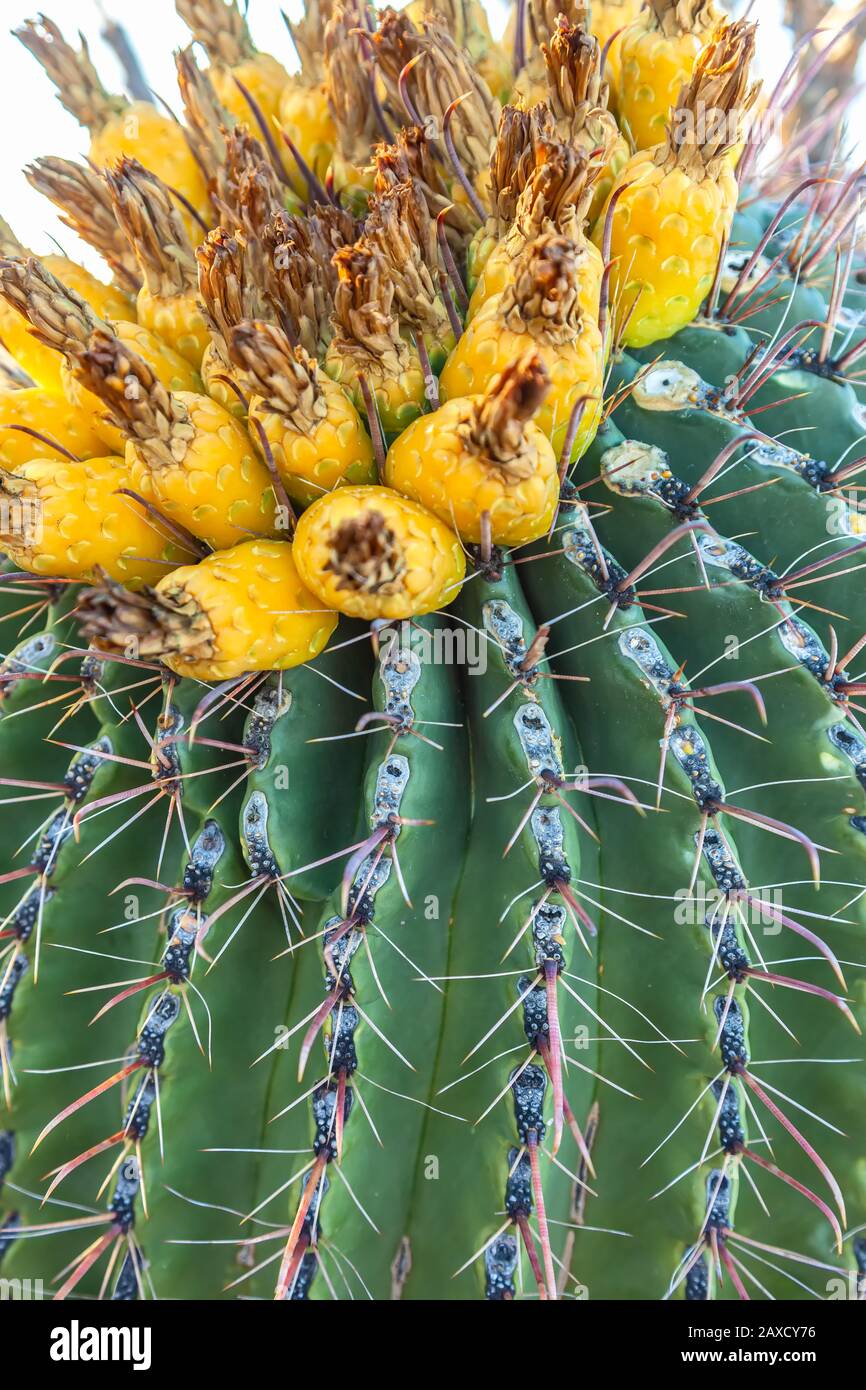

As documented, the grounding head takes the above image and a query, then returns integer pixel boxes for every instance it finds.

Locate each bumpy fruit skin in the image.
[439,284,605,464]
[200,341,247,418]
[0,454,177,586]
[617,9,715,151]
[0,258,131,393]
[249,383,377,507]
[0,387,105,466]
[589,137,632,226]
[277,81,336,197]
[596,151,736,347]
[154,538,337,680]
[385,398,560,545]
[136,287,211,370]
[88,104,210,231]
[125,393,279,551]
[466,225,498,296]
[591,0,644,95]
[63,323,203,455]
[293,485,466,620]
[324,346,427,437]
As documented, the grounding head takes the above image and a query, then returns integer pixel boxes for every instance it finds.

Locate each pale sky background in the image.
[0,0,837,278]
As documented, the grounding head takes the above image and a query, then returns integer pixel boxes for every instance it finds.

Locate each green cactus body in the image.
[240,626,373,902]
[607,354,866,641]
[399,561,598,1301]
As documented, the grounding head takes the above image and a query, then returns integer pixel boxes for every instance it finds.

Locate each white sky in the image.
[0,0,809,279]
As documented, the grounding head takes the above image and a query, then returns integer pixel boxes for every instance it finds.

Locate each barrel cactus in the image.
[0,0,864,1305]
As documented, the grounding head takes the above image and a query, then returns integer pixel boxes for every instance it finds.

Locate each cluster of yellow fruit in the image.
[0,0,759,682]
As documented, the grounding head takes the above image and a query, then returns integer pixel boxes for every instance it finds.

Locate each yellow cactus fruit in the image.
[24,157,143,297]
[229,318,376,506]
[0,453,186,587]
[0,387,105,468]
[386,351,560,545]
[176,0,290,140]
[78,539,337,681]
[467,103,554,293]
[597,19,761,349]
[293,485,466,620]
[590,0,643,95]
[72,328,281,552]
[325,244,426,435]
[468,142,603,320]
[15,16,210,233]
[105,159,210,369]
[199,341,245,419]
[278,0,337,197]
[537,17,630,223]
[0,218,132,392]
[441,232,604,465]
[0,256,202,456]
[616,0,723,152]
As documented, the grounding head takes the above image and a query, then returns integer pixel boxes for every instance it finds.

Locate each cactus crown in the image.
[3,0,866,1313]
